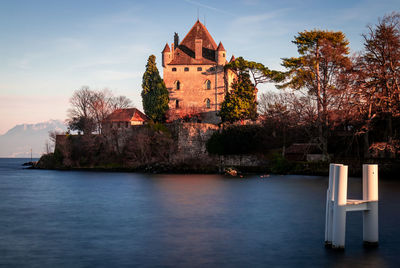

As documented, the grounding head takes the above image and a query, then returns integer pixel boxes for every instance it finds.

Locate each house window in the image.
[176,100,180,108]
[205,80,211,90]
[206,99,211,109]
[184,67,189,72]
[175,80,181,90]
[223,53,225,57]
[197,67,202,71]
[172,67,177,72]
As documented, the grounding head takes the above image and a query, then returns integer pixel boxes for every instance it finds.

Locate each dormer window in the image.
[172,67,177,72]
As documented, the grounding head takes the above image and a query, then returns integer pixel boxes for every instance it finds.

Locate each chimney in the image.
[174,32,179,48]
[195,39,202,60]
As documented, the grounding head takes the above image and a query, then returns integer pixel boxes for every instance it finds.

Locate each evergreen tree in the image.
[141,55,169,122]
[276,30,351,158]
[219,72,257,123]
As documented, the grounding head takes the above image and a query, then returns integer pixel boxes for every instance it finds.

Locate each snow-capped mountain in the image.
[0,120,67,158]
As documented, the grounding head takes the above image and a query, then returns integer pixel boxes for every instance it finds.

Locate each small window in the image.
[176,100,179,108]
[223,53,225,57]
[205,80,211,90]
[197,67,202,71]
[206,99,211,109]
[172,67,177,72]
[184,67,189,72]
[209,67,215,71]
[175,80,180,90]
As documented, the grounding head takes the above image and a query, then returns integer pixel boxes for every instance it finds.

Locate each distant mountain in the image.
[0,120,67,158]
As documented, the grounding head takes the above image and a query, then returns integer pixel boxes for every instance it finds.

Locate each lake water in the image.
[0,158,399,267]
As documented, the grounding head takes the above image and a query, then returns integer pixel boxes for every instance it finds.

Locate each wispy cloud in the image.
[54,37,88,51]
[183,0,234,16]
[92,70,142,81]
[234,8,292,24]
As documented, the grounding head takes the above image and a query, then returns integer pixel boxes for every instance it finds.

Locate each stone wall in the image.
[52,123,267,172]
[169,122,219,162]
[164,64,226,123]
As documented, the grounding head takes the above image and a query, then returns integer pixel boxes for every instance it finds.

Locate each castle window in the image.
[223,53,225,57]
[197,67,202,71]
[206,99,211,109]
[184,67,189,72]
[172,67,177,72]
[209,67,215,71]
[205,80,211,90]
[176,100,180,108]
[175,80,180,90]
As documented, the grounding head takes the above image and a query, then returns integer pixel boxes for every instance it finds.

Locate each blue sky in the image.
[0,0,398,134]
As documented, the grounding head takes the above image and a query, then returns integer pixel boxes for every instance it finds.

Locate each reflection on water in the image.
[0,159,399,267]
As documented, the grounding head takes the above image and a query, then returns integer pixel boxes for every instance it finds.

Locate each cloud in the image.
[92,70,142,81]
[54,37,88,51]
[182,0,234,16]
[234,8,292,24]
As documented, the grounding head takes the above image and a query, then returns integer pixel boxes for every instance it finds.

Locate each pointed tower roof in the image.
[162,43,170,53]
[229,55,236,62]
[217,42,225,51]
[169,20,219,65]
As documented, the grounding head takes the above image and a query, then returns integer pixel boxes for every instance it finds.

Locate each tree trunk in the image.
[315,43,328,158]
[363,131,370,159]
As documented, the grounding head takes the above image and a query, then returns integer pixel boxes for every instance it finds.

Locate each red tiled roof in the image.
[168,20,218,65]
[217,42,225,51]
[229,55,236,62]
[162,43,170,52]
[104,108,149,123]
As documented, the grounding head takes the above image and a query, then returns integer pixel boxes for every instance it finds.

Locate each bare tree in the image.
[111,95,133,110]
[359,12,400,141]
[66,86,133,134]
[68,86,93,118]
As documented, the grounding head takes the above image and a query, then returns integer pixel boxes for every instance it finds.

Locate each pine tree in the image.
[276,30,351,158]
[219,72,257,123]
[141,55,169,122]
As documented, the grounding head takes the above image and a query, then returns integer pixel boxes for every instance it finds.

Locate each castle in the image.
[162,20,236,123]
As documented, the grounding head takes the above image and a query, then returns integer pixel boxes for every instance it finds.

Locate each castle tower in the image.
[162,43,171,67]
[161,20,236,123]
[216,42,226,65]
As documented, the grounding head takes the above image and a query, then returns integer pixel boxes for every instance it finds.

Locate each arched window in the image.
[184,67,189,72]
[175,80,180,90]
[206,99,211,109]
[205,80,211,90]
[172,67,177,72]
[176,100,180,108]
[197,67,202,71]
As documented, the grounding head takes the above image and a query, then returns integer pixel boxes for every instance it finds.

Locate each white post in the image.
[325,164,341,246]
[332,165,348,249]
[363,164,379,247]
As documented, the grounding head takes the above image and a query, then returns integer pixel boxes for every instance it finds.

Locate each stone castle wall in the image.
[164,64,226,122]
[53,123,266,171]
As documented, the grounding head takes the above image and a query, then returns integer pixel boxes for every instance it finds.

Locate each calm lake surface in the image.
[0,158,399,267]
